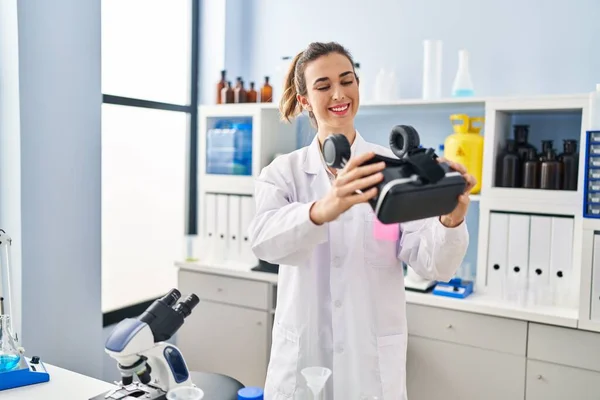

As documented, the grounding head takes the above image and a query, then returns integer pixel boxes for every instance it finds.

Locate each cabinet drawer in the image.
[528,323,600,372]
[406,304,527,355]
[526,360,600,400]
[179,270,269,310]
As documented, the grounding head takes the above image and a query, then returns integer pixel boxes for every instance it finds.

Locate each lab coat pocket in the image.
[266,322,300,398]
[377,333,407,400]
[364,212,400,267]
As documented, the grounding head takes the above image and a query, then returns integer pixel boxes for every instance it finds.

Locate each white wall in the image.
[240,0,600,100]
[15,0,104,379]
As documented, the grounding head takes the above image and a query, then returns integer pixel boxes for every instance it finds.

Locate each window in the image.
[101,0,199,315]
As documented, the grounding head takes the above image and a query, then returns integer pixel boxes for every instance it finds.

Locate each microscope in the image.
[91,288,200,400]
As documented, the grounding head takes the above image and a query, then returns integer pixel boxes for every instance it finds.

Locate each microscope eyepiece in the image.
[174,294,200,318]
[162,288,181,306]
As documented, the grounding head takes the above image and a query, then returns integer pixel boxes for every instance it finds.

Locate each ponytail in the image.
[279,51,303,123]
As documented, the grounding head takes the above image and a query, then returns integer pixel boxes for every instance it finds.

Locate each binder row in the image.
[202,193,257,266]
[486,212,576,308]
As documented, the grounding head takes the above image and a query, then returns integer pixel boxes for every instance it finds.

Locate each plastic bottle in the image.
[221,81,234,104]
[540,149,563,190]
[216,70,226,104]
[444,114,484,193]
[260,76,273,103]
[451,49,474,97]
[559,139,579,191]
[498,139,520,187]
[522,148,540,189]
[234,80,247,103]
[246,82,257,103]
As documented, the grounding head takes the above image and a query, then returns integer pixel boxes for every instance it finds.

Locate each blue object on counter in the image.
[0,357,50,391]
[206,119,253,176]
[238,386,264,399]
[432,278,473,299]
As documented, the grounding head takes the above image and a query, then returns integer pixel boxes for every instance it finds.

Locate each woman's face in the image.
[299,52,359,133]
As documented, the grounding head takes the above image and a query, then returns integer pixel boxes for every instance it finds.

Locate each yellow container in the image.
[444,114,484,194]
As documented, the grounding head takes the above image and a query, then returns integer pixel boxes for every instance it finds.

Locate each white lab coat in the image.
[248,132,469,400]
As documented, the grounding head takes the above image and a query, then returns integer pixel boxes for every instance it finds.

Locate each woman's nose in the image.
[332,84,345,100]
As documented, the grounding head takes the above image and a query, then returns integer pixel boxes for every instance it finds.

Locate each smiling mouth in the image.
[328,103,350,113]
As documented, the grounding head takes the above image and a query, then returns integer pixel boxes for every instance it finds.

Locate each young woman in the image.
[248,42,475,400]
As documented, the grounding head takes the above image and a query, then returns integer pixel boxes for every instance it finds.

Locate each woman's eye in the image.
[317,86,330,91]
[342,80,354,86]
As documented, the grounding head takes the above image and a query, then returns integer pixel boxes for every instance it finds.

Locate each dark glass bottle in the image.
[559,139,579,191]
[539,140,554,161]
[522,147,540,189]
[234,80,247,103]
[498,139,521,187]
[216,70,226,104]
[513,125,536,161]
[540,149,563,190]
[221,81,234,104]
[246,82,258,103]
[260,76,273,103]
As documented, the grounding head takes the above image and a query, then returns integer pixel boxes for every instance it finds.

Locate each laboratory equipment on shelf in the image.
[91,289,201,400]
[301,367,332,400]
[584,131,600,217]
[422,39,442,100]
[206,120,253,176]
[323,125,466,224]
[234,80,247,104]
[221,81,234,104]
[495,124,579,191]
[0,229,50,391]
[246,82,258,103]
[216,70,227,104]
[260,76,273,103]
[451,49,474,97]
[443,114,484,194]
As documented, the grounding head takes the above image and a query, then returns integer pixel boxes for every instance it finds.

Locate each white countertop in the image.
[176,261,580,328]
[2,362,116,400]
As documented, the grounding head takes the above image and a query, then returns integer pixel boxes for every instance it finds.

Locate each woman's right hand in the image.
[310,152,385,225]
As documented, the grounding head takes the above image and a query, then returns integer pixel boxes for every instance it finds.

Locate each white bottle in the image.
[590,84,600,130]
[451,49,474,97]
[422,40,442,99]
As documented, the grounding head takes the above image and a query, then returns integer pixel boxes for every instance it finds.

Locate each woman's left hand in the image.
[437,158,477,228]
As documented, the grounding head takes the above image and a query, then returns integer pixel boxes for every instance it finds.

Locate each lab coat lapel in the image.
[303,135,331,201]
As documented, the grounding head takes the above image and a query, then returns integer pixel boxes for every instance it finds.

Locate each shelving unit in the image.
[196,92,597,331]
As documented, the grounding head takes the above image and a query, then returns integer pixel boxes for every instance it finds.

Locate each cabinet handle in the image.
[537,375,543,380]
[217,288,223,292]
[257,321,263,326]
[446,324,453,329]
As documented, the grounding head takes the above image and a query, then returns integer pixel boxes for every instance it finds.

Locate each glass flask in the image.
[0,315,21,372]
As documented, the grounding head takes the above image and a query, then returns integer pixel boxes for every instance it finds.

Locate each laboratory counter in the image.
[174,261,578,328]
[175,260,600,399]
[1,363,116,400]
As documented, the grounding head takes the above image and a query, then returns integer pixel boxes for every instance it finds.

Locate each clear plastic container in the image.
[166,386,204,400]
[206,121,253,176]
